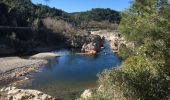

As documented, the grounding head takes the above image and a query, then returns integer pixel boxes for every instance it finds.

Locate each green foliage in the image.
[0,0,67,26]
[119,44,133,60]
[119,0,159,41]
[85,0,170,100]
[0,1,120,30]
[70,8,121,29]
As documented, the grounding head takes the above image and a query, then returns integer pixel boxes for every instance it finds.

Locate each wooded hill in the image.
[0,0,121,55]
[0,0,120,29]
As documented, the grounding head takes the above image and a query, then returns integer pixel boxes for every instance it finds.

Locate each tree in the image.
[85,0,170,99]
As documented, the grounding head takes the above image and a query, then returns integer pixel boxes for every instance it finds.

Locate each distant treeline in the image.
[70,8,121,25]
[0,0,68,27]
[0,0,120,28]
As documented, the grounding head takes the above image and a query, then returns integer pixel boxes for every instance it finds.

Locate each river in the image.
[17,41,122,99]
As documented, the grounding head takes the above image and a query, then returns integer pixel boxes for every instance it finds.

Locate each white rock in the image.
[1,87,56,100]
[41,94,48,100]
[81,89,92,99]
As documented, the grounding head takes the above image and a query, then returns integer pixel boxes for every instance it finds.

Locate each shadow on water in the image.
[17,41,122,99]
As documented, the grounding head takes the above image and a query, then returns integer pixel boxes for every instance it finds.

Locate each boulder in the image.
[0,87,56,100]
[81,43,98,55]
[68,34,104,54]
[80,35,104,54]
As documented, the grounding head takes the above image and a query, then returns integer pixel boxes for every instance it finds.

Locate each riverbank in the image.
[0,57,47,82]
[0,52,62,99]
[0,53,60,84]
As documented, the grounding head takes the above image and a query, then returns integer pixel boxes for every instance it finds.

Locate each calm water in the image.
[18,42,121,99]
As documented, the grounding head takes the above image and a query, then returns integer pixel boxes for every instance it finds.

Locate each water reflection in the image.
[19,42,122,99]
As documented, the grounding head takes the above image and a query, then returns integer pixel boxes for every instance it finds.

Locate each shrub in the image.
[86,52,170,100]
[80,0,170,100]
[118,44,133,60]
[43,17,77,35]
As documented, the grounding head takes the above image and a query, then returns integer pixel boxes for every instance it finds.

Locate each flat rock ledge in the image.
[0,87,56,100]
[30,53,60,59]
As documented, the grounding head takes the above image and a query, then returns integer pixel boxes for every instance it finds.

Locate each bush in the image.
[43,17,77,35]
[80,0,170,100]
[86,52,170,100]
[118,44,133,60]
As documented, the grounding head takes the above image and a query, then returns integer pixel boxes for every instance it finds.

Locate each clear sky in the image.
[31,0,132,13]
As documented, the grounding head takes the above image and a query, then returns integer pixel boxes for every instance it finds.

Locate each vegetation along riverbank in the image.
[78,0,170,100]
[0,0,170,100]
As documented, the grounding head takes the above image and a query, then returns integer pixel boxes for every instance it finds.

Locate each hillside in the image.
[0,0,120,28]
[0,0,68,27]
[70,8,121,29]
[0,0,121,55]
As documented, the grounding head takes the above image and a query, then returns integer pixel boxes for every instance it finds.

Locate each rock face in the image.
[68,34,104,54]
[91,30,129,52]
[81,35,104,54]
[0,87,56,100]
[81,43,97,55]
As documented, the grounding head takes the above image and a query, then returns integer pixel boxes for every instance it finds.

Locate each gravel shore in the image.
[0,52,60,82]
[0,57,48,81]
[0,53,61,99]
[0,57,46,74]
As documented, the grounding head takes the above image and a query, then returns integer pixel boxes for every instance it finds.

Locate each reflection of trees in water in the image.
[66,54,98,65]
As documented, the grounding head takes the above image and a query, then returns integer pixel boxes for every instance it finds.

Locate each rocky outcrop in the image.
[0,87,56,100]
[91,30,132,52]
[81,43,98,55]
[109,35,125,52]
[68,34,104,54]
[81,35,104,55]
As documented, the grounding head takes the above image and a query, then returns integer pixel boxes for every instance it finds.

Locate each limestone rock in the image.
[81,43,98,55]
[0,87,56,100]
[80,35,104,54]
[68,34,104,54]
[90,30,133,53]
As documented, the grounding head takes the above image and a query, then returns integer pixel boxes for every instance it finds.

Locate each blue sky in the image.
[31,0,132,13]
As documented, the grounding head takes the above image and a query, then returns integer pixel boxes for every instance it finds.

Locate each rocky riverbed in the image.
[0,53,60,82]
[0,57,46,81]
[0,53,61,99]
[0,87,57,100]
[91,30,124,52]
[91,30,134,53]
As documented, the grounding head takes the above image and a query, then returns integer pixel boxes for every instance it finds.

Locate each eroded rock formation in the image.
[0,87,56,100]
[68,34,104,54]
